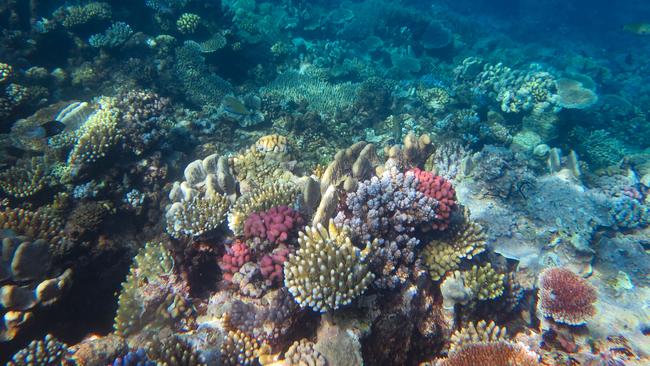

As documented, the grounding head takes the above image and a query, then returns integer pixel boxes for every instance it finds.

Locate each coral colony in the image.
[0,1,649,365]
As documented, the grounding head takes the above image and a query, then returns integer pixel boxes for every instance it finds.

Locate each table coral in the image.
[284,220,375,312]
[538,267,597,326]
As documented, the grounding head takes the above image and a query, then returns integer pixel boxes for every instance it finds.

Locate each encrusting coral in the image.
[284,220,375,312]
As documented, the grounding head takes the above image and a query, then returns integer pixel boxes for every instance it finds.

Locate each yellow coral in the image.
[221,329,261,366]
[177,13,201,34]
[166,193,230,238]
[462,264,505,301]
[255,134,288,153]
[67,99,122,174]
[284,220,375,312]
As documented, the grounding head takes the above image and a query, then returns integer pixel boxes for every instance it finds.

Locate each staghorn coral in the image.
[166,193,230,238]
[221,329,261,366]
[263,69,359,114]
[538,267,597,325]
[114,242,192,336]
[284,220,375,312]
[229,183,299,236]
[433,341,539,366]
[7,334,69,366]
[0,207,64,247]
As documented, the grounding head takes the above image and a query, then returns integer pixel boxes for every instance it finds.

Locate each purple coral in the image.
[335,169,439,241]
[335,169,439,288]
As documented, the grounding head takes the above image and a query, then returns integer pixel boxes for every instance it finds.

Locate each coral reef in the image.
[6,334,69,366]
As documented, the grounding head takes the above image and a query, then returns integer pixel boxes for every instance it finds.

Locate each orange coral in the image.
[435,341,539,366]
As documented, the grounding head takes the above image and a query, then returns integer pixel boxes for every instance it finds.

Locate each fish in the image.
[23,120,66,139]
[623,23,650,35]
[222,96,251,116]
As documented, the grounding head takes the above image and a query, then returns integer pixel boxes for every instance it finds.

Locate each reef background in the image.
[0,0,648,365]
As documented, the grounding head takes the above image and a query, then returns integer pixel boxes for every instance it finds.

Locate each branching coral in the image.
[89,22,133,48]
[538,267,597,325]
[284,220,375,312]
[166,193,230,238]
[6,334,69,366]
[114,242,192,336]
[67,98,123,176]
[422,210,487,281]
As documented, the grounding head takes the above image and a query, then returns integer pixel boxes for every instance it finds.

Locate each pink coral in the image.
[244,205,303,245]
[259,247,289,284]
[538,267,597,325]
[409,168,456,230]
[218,240,252,281]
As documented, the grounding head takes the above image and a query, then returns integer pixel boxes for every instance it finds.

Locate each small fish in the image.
[623,23,650,35]
[24,120,66,139]
[222,96,251,116]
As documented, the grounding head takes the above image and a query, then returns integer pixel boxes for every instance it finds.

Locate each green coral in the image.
[462,263,505,301]
[67,98,122,176]
[114,242,192,337]
[284,220,375,312]
[177,13,201,34]
[422,219,487,281]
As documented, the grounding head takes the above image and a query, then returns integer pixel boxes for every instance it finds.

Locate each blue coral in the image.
[610,196,649,229]
[89,22,134,48]
[111,348,156,366]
